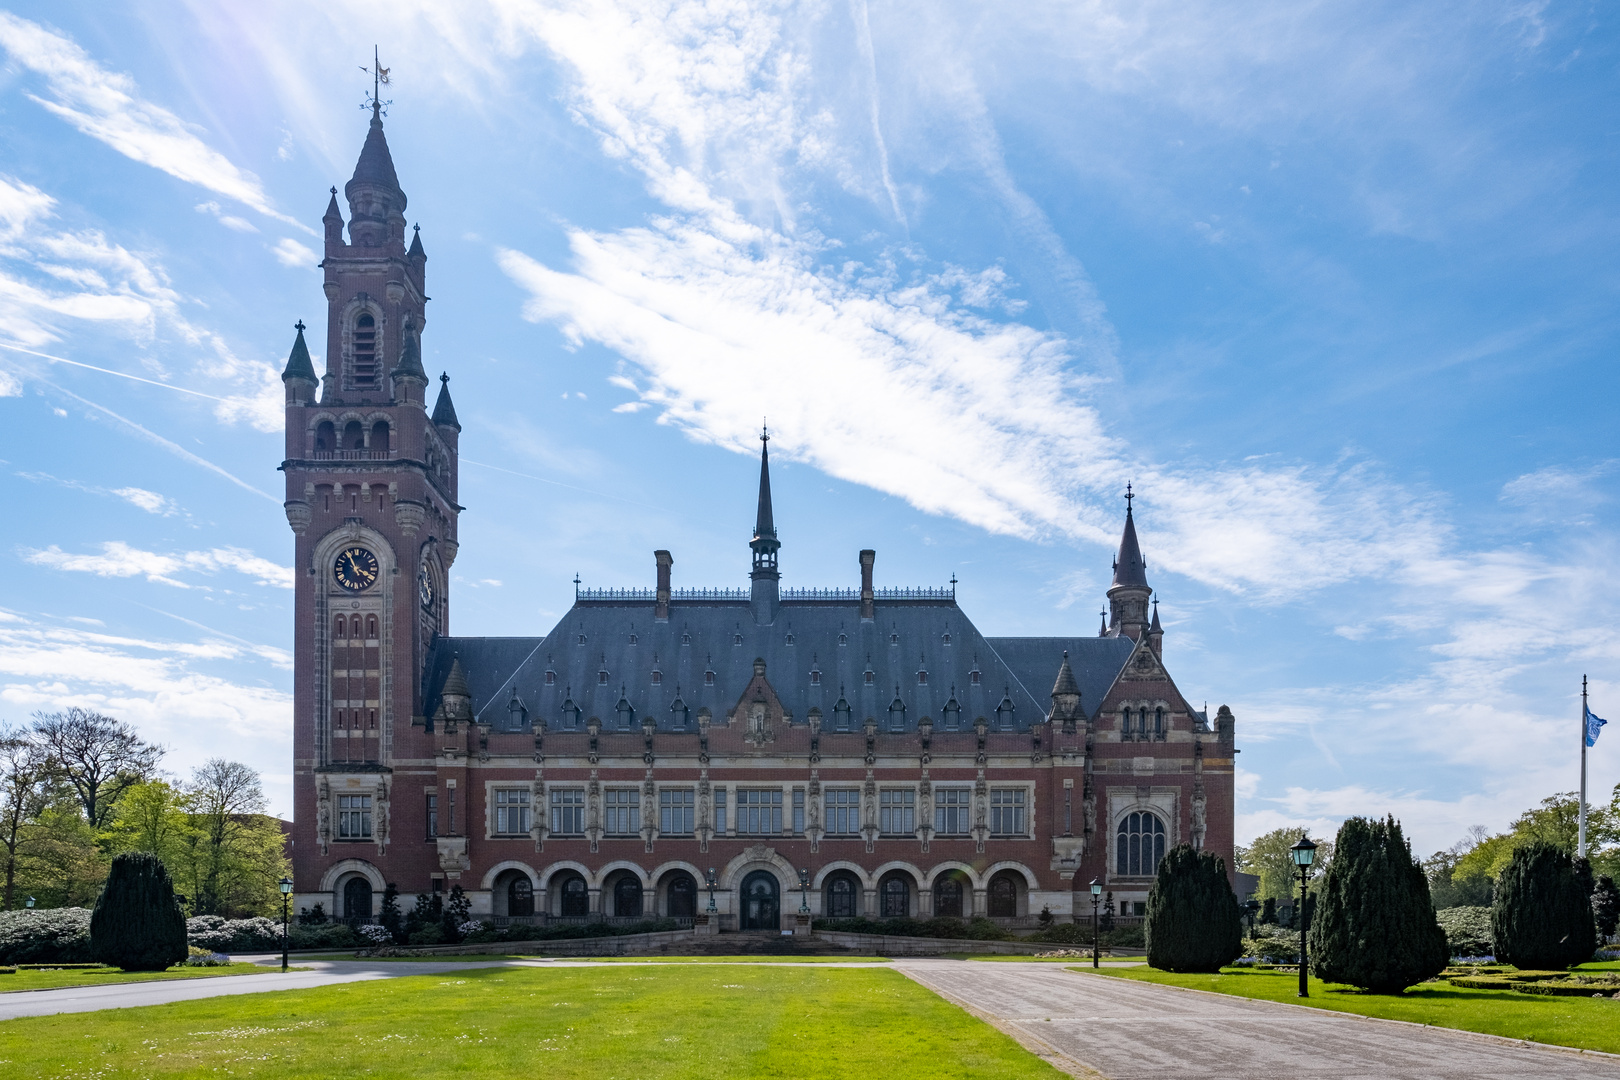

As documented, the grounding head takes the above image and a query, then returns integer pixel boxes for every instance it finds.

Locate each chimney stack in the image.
[654,550,673,620]
[859,549,876,620]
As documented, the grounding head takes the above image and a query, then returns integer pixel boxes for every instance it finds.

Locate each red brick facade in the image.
[283,111,1235,930]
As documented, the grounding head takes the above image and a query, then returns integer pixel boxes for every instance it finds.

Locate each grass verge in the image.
[0,964,274,993]
[528,955,890,964]
[1086,964,1620,1054]
[0,965,1063,1078]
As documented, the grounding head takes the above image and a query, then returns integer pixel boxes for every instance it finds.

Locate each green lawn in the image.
[529,955,890,964]
[0,964,274,993]
[1087,964,1620,1054]
[0,965,1063,1078]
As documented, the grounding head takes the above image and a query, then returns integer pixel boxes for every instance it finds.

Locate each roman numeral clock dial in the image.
[333,546,379,591]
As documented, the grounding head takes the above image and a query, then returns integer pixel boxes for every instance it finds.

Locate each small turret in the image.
[1148,598,1164,658]
[344,104,407,248]
[1107,484,1153,640]
[322,188,344,244]
[281,321,317,403]
[431,372,461,431]
[1050,650,1082,730]
[390,318,428,404]
[749,428,780,625]
[408,223,426,261]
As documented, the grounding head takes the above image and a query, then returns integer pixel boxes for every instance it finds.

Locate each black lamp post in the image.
[279,876,293,972]
[798,867,811,915]
[1243,898,1260,939]
[24,896,34,910]
[705,867,718,914]
[1089,878,1103,969]
[1290,835,1317,998]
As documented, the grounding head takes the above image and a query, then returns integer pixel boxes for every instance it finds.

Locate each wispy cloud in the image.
[24,541,292,589]
[270,237,317,269]
[0,12,310,232]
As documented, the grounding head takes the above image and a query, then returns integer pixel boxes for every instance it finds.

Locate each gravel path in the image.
[893,959,1620,1079]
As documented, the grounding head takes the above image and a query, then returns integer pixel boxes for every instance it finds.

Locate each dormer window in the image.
[616,696,635,729]
[560,697,580,729]
[917,669,927,685]
[970,669,982,686]
[889,633,899,645]
[833,695,852,731]
[628,633,638,645]
[838,634,847,646]
[786,633,795,645]
[577,634,587,646]
[682,632,691,645]
[943,633,952,645]
[598,669,609,685]
[733,633,743,646]
[864,670,874,686]
[942,698,961,730]
[545,670,556,686]
[810,669,821,686]
[651,670,662,685]
[996,694,1016,731]
[704,669,715,686]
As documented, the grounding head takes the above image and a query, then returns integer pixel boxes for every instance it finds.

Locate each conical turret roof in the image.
[1112,494,1149,589]
[1051,650,1080,698]
[280,321,317,383]
[392,325,426,382]
[408,223,425,259]
[345,108,406,208]
[432,373,461,430]
[753,431,776,542]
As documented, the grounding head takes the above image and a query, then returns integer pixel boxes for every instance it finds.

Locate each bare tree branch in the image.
[32,708,163,829]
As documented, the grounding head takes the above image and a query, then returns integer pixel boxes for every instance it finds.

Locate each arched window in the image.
[996,695,1015,731]
[1116,811,1167,876]
[826,874,858,918]
[314,420,335,453]
[370,420,390,454]
[833,696,851,731]
[987,874,1018,918]
[558,874,588,917]
[934,874,965,918]
[343,420,365,451]
[508,876,534,917]
[342,877,373,921]
[351,313,377,387]
[880,876,910,918]
[334,615,346,638]
[667,873,696,918]
[613,876,643,918]
[1154,707,1164,738]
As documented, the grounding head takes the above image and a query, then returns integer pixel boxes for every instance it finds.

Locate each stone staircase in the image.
[641,931,866,957]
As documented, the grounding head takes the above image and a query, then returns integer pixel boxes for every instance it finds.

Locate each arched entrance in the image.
[508,876,534,917]
[555,872,589,917]
[613,875,644,918]
[824,871,861,918]
[934,871,969,918]
[987,871,1020,918]
[666,871,697,918]
[739,870,780,931]
[342,877,373,922]
[879,873,911,918]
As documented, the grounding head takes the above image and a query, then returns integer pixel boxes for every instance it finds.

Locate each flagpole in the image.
[1580,674,1588,860]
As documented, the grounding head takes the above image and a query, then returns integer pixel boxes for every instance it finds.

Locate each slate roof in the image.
[422,598,1137,735]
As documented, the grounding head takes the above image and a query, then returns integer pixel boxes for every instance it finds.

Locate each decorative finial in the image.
[440,371,449,385]
[1063,649,1069,660]
[294,319,305,333]
[1125,481,1134,511]
[413,223,420,233]
[329,186,337,195]
[761,417,769,443]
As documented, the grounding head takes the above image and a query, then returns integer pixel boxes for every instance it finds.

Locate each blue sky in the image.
[0,1,1614,853]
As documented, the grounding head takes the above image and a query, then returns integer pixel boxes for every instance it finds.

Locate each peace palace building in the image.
[281,107,1237,932]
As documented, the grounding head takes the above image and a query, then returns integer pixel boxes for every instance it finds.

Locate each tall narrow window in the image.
[793,789,805,835]
[825,789,860,835]
[337,794,372,840]
[1115,811,1167,876]
[990,789,1026,836]
[351,312,377,387]
[714,788,727,836]
[495,789,530,835]
[603,789,639,835]
[933,788,971,836]
[1154,707,1165,738]
[879,789,915,835]
[550,788,585,835]
[425,793,437,839]
[659,788,695,835]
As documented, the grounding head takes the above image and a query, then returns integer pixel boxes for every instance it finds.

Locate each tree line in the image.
[0,707,288,916]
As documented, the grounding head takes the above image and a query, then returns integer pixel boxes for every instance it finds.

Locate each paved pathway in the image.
[0,959,508,1021]
[894,959,1620,1080]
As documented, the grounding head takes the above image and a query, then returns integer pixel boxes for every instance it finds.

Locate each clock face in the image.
[418,564,435,609]
[333,547,379,592]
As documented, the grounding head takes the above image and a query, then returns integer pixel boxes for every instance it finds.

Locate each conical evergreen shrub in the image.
[1492,843,1596,969]
[90,852,188,972]
[1145,844,1242,972]
[1308,816,1447,993]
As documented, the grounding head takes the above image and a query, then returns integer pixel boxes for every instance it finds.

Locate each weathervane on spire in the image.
[761,417,769,444]
[360,45,392,117]
[1125,481,1134,512]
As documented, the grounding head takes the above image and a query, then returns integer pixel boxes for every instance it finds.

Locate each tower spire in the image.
[748,425,780,625]
[1107,484,1152,639]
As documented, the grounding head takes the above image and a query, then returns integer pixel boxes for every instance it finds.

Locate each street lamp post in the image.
[1243,898,1259,939]
[279,877,293,973]
[798,868,811,915]
[1290,835,1317,998]
[1089,878,1103,969]
[705,867,718,914]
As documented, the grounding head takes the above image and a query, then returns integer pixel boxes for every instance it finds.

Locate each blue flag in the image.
[1587,704,1608,748]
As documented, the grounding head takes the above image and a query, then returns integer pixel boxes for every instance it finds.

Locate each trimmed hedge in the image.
[1492,843,1596,970]
[91,852,188,972]
[0,908,94,965]
[1145,844,1242,973]
[812,917,1013,941]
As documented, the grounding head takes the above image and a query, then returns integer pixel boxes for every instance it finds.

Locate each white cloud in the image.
[0,369,20,397]
[24,541,293,589]
[194,201,258,233]
[0,13,307,230]
[0,611,292,811]
[111,487,175,515]
[271,237,317,269]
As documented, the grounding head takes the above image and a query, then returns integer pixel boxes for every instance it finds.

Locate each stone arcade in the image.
[282,106,1236,933]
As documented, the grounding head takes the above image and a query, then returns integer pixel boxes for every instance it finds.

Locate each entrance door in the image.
[739,870,780,931]
[935,875,964,917]
[343,877,373,921]
[668,873,697,918]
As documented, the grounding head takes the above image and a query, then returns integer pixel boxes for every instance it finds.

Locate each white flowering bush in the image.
[457,920,486,938]
[185,951,232,967]
[357,924,392,946]
[186,916,284,953]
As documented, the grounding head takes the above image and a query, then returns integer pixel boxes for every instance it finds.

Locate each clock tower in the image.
[281,102,460,893]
